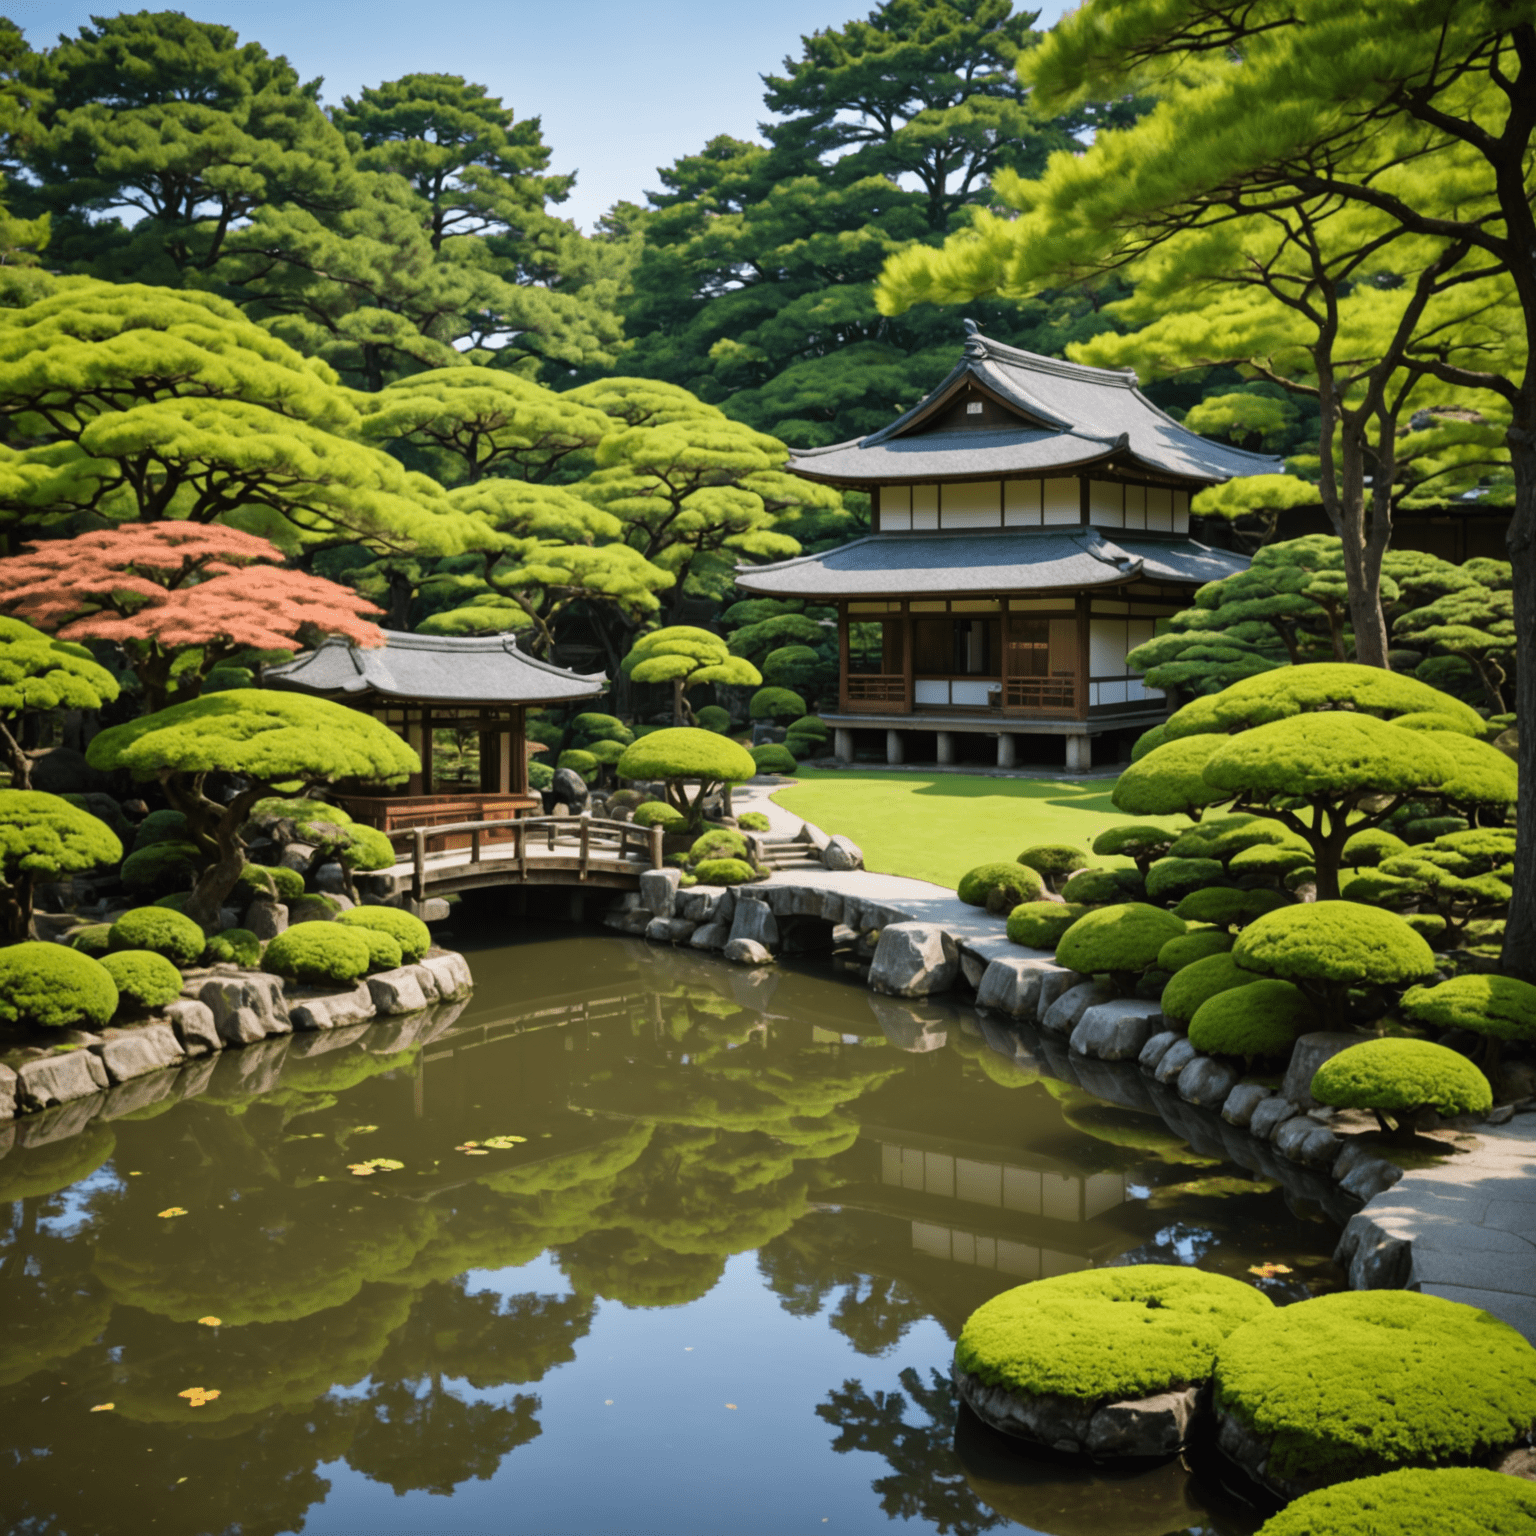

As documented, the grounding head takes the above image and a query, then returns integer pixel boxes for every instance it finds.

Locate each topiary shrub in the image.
[689,828,749,865]
[151,893,191,913]
[337,906,431,965]
[1130,723,1168,760]
[1016,844,1090,892]
[528,760,554,791]
[693,705,732,734]
[955,1264,1273,1416]
[1254,1468,1536,1536]
[101,950,184,1014]
[1229,844,1315,881]
[237,864,305,903]
[557,748,598,776]
[1006,901,1089,950]
[1160,951,1264,1028]
[1061,866,1145,905]
[1212,1290,1536,1499]
[1056,903,1186,983]
[958,861,1046,911]
[1112,734,1230,818]
[1173,885,1291,929]
[1405,913,1449,942]
[785,715,829,745]
[1146,857,1227,905]
[1092,822,1177,874]
[736,812,770,832]
[289,893,344,925]
[60,791,132,845]
[0,942,116,1030]
[120,840,203,896]
[263,922,372,986]
[1342,829,1411,869]
[693,857,758,886]
[71,923,113,957]
[1401,974,1536,1053]
[203,928,261,968]
[748,687,806,723]
[750,744,798,774]
[632,800,686,830]
[131,808,189,851]
[1310,1038,1492,1134]
[568,712,634,748]
[108,906,206,967]
[356,928,403,973]
[615,728,757,832]
[1189,979,1314,1061]
[1158,929,1234,972]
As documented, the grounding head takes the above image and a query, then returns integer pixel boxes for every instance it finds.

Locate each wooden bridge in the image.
[382,815,665,904]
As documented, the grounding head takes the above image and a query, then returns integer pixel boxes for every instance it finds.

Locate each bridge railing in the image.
[388,815,665,901]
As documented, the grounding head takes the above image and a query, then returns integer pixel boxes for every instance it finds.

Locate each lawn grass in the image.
[770,768,1190,891]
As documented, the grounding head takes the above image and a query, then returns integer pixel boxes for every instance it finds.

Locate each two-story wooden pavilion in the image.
[267,630,605,834]
[737,326,1279,770]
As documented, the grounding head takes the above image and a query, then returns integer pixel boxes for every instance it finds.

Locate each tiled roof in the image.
[788,329,1283,486]
[267,630,607,705]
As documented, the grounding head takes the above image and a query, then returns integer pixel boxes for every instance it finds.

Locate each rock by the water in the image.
[729,898,779,950]
[1071,1000,1161,1061]
[1153,1037,1198,1085]
[868,922,959,997]
[1041,980,1114,1036]
[418,952,473,999]
[287,983,376,1031]
[92,1024,184,1083]
[1282,1032,1367,1109]
[197,973,292,1043]
[639,867,682,919]
[1177,1056,1241,1109]
[366,967,431,1016]
[165,999,220,1056]
[1249,1096,1300,1141]
[645,916,696,944]
[689,921,729,950]
[14,1049,108,1109]
[1221,1083,1271,1127]
[1035,966,1087,1023]
[1139,1030,1180,1071]
[723,937,773,966]
[975,956,1053,1017]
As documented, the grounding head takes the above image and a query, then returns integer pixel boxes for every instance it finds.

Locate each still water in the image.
[0,919,1348,1536]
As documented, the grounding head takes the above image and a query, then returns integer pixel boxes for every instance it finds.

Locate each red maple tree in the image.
[0,524,384,710]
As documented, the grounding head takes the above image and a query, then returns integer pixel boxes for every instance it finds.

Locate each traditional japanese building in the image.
[267,630,604,833]
[737,326,1280,769]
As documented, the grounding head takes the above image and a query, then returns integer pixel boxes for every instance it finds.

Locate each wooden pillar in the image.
[838,603,850,712]
[1075,597,1091,721]
[901,601,914,714]
[421,706,434,795]
[406,707,426,796]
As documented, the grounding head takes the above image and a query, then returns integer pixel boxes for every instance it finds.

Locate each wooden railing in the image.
[1006,677,1077,711]
[846,673,907,705]
[387,815,665,902]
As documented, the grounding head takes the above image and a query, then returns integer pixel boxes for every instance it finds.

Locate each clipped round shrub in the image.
[1016,844,1090,886]
[357,928,403,973]
[1311,1038,1492,1122]
[1061,866,1144,905]
[1404,913,1449,942]
[1158,929,1234,972]
[1092,823,1176,868]
[1229,844,1315,880]
[748,686,806,722]
[956,1264,1273,1406]
[337,906,431,965]
[1006,901,1088,950]
[1056,903,1186,978]
[262,922,372,985]
[557,748,598,776]
[1130,723,1168,760]
[569,712,633,747]
[0,942,116,1030]
[1168,813,1262,859]
[1112,734,1231,817]
[1174,886,1291,928]
[528,759,554,791]
[689,830,749,867]
[750,744,798,774]
[108,906,206,966]
[693,705,731,734]
[785,715,829,745]
[71,923,113,957]
[958,861,1046,910]
[1146,856,1226,904]
[1342,829,1411,869]
[131,808,190,851]
[1212,1290,1536,1496]
[632,801,686,830]
[1234,902,1437,988]
[1254,1468,1536,1536]
[1189,979,1314,1059]
[289,893,344,925]
[101,950,184,1013]
[584,739,626,767]
[1401,974,1536,1044]
[616,728,757,790]
[238,863,305,903]
[1160,951,1263,1028]
[693,857,757,886]
[736,812,770,832]
[120,840,202,896]
[203,928,261,968]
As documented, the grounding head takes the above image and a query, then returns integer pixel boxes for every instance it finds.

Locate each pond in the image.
[0,917,1351,1536]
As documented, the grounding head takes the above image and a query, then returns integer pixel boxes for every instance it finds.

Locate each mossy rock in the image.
[0,942,117,1030]
[1160,952,1263,1028]
[1157,930,1233,972]
[262,922,371,986]
[203,928,261,968]
[1056,903,1185,978]
[289,894,344,925]
[1310,1038,1492,1122]
[956,1265,1272,1406]
[693,857,758,886]
[1212,1290,1536,1497]
[101,950,184,1013]
[1172,885,1291,929]
[119,840,202,896]
[1007,901,1089,950]
[1017,844,1090,880]
[632,800,686,830]
[689,828,749,865]
[1233,900,1437,986]
[958,861,1046,910]
[337,907,431,965]
[736,812,770,832]
[1188,980,1314,1060]
[238,863,305,902]
[1145,857,1227,905]
[70,923,113,958]
[1254,1468,1536,1536]
[1061,867,1145,905]
[108,906,205,967]
[1401,975,1536,1045]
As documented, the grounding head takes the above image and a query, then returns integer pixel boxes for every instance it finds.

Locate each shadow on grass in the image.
[791,769,1122,813]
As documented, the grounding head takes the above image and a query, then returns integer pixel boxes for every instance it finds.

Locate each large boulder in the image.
[723,937,773,966]
[13,1048,108,1109]
[868,922,959,997]
[286,983,376,1031]
[1176,1055,1242,1109]
[91,1024,184,1083]
[165,999,221,1056]
[551,766,588,807]
[196,973,292,1044]
[729,898,780,949]
[823,835,863,871]
[1041,980,1114,1036]
[1282,1032,1367,1109]
[1071,1000,1162,1062]
[639,867,683,919]
[975,956,1055,1017]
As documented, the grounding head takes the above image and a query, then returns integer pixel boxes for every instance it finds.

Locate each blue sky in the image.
[6,0,1076,228]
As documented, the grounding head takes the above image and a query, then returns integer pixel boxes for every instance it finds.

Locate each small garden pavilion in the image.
[267,629,605,833]
[738,326,1277,769]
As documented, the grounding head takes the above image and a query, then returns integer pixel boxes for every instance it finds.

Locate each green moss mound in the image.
[1061,867,1145,905]
[203,928,261,968]
[748,686,806,722]
[289,893,344,924]
[689,828,749,865]
[1174,886,1292,929]
[0,942,117,1030]
[120,840,202,896]
[1401,975,1536,1044]
[956,1264,1273,1403]
[1311,1038,1492,1119]
[693,705,731,733]
[131,808,190,850]
[693,857,757,886]
[1158,930,1234,972]
[1057,903,1186,977]
[1342,829,1411,869]
[101,949,184,1012]
[1112,735,1231,817]
[958,861,1046,910]
[750,743,798,774]
[1254,1468,1536,1536]
[785,715,829,745]
[556,748,597,775]
[1092,823,1176,865]
[1189,980,1314,1059]
[1160,952,1263,1028]
[70,923,112,957]
[736,812,770,832]
[1146,856,1227,904]
[1213,1291,1536,1485]
[631,800,686,829]
[1007,901,1088,950]
[238,863,305,902]
[336,906,431,965]
[356,928,403,973]
[1233,902,1436,986]
[1017,844,1090,880]
[263,921,371,985]
[108,906,205,967]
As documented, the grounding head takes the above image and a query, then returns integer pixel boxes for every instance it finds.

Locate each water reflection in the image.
[0,920,1344,1534]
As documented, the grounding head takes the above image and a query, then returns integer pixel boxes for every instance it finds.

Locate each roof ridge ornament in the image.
[1082,530,1145,579]
[962,318,986,359]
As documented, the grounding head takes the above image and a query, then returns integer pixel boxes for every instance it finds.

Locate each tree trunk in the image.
[162,771,267,930]
[1500,412,1536,981]
[0,870,34,941]
[0,716,30,789]
[1325,428,1393,668]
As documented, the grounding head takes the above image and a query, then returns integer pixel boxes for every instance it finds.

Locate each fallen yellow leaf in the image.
[349,1158,404,1176]
[462,1149,489,1156]
[352,1125,378,1134]
[90,1403,114,1412]
[157,1207,188,1219]
[177,1387,221,1408]
[725,1403,738,1410]
[481,1135,527,1149]
[1248,1263,1294,1278]
[454,1141,479,1151]
[347,1164,376,1176]
[197,1316,221,1327]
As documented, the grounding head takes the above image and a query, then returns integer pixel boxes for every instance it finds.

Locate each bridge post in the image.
[411,828,425,904]
[579,815,590,880]
[649,824,664,869]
